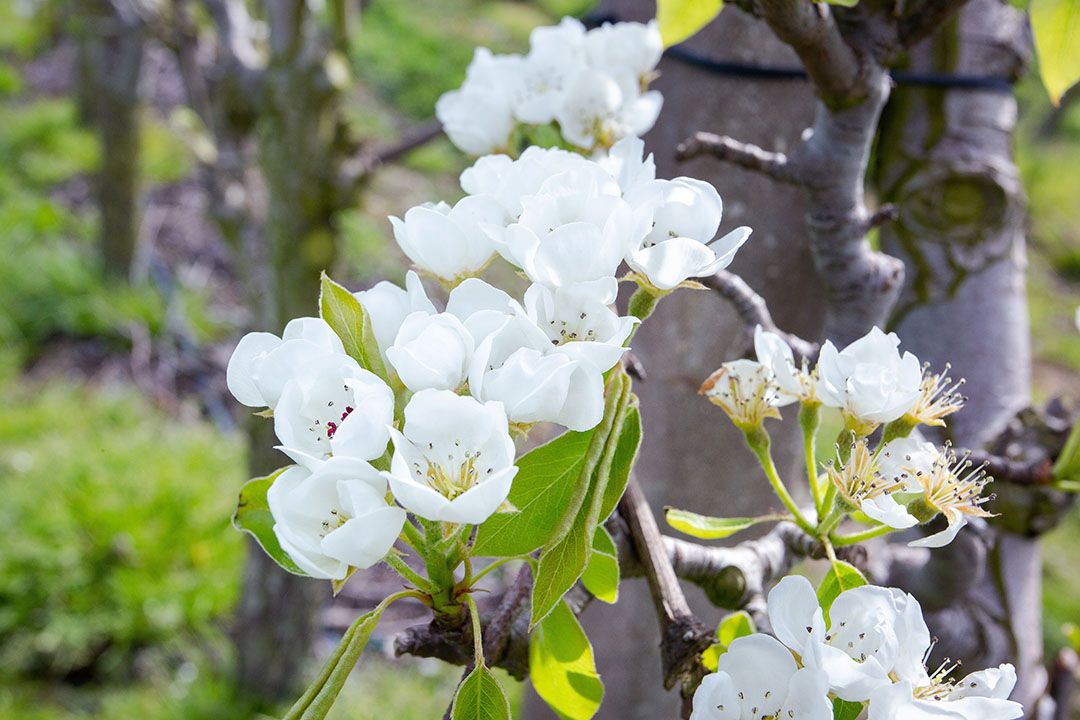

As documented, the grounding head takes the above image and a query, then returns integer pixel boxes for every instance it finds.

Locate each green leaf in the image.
[530,600,604,720]
[451,664,512,720]
[717,610,755,647]
[656,0,723,47]
[701,611,756,672]
[319,272,388,380]
[473,428,596,558]
[597,405,641,523]
[832,698,865,720]
[818,560,868,623]
[232,467,306,576]
[1031,0,1080,103]
[531,378,635,626]
[285,604,386,720]
[1053,415,1080,481]
[664,508,759,540]
[532,517,593,626]
[581,526,619,604]
[824,0,859,6]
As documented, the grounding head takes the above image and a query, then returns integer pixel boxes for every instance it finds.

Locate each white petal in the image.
[227,332,281,406]
[440,466,517,524]
[767,575,822,654]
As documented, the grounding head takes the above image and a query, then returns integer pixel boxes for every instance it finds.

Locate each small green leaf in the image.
[581,526,619,604]
[832,698,865,720]
[530,600,604,720]
[1031,0,1080,103]
[656,0,724,47]
[701,611,756,672]
[818,560,868,623]
[232,467,306,576]
[474,428,596,558]
[319,272,388,380]
[701,643,722,672]
[717,610,755,647]
[451,664,512,720]
[664,508,758,540]
[824,0,859,6]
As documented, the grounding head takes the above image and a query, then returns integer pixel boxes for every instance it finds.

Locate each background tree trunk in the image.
[522,5,824,717]
[230,3,356,700]
[77,0,144,278]
[874,1,1047,712]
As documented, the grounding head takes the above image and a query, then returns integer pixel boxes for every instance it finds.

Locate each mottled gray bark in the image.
[874,2,1046,712]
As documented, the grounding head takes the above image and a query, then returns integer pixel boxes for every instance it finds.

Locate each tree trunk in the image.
[522,6,824,718]
[79,0,144,278]
[874,1,1045,712]
[233,6,353,700]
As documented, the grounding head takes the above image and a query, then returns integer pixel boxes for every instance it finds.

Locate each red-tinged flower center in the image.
[326,406,354,439]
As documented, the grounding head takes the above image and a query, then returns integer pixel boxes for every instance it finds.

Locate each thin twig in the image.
[676,132,802,185]
[340,120,445,189]
[700,270,818,361]
[617,479,713,696]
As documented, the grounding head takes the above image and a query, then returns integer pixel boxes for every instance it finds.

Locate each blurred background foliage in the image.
[1,0,1080,717]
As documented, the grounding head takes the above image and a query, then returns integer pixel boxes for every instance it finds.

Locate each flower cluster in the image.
[436,18,663,155]
[396,136,750,292]
[700,325,983,547]
[230,75,751,580]
[691,576,1023,720]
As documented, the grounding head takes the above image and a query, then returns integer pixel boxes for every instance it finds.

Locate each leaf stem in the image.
[831,523,893,546]
[466,594,485,667]
[384,552,434,591]
[799,403,823,515]
[743,428,816,536]
[468,557,522,587]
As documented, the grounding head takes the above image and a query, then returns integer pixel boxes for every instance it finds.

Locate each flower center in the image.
[412,444,495,500]
[319,507,349,539]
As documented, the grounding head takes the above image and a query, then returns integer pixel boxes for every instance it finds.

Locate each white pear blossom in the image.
[354,270,436,360]
[384,390,517,524]
[599,135,656,195]
[226,317,345,409]
[624,174,750,290]
[437,19,663,155]
[273,354,395,468]
[754,326,816,402]
[389,196,507,282]
[690,634,832,720]
[510,19,587,124]
[385,311,475,392]
[435,48,517,155]
[768,575,931,702]
[584,20,663,85]
[496,168,647,285]
[878,440,994,548]
[524,281,636,371]
[868,665,1022,720]
[460,146,596,218]
[700,359,796,430]
[827,439,919,531]
[816,327,922,429]
[467,307,585,429]
[555,68,662,150]
[267,458,406,580]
